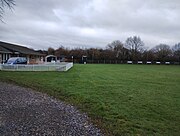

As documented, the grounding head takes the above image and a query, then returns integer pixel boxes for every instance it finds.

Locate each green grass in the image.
[0,64,180,135]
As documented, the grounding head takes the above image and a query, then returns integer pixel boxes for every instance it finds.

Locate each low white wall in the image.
[64,62,73,71]
[0,62,73,72]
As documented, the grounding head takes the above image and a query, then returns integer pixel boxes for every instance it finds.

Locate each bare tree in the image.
[107,40,124,58]
[151,44,172,62]
[47,47,55,55]
[172,43,180,52]
[87,48,100,62]
[0,0,15,21]
[172,43,180,63]
[125,36,144,61]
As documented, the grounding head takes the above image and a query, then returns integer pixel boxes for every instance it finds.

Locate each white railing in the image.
[0,62,73,71]
[64,62,73,71]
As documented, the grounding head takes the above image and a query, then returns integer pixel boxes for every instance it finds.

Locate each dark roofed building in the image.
[0,45,12,54]
[0,45,12,63]
[0,41,44,64]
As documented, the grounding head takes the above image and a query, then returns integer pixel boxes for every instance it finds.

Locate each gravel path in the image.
[0,82,103,136]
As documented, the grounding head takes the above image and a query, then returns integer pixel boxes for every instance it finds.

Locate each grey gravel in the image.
[0,82,103,136]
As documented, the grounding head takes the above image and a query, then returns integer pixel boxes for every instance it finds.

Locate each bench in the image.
[127,61,133,64]
[138,61,143,64]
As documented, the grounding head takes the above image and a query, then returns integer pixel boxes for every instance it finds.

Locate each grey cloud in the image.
[0,0,180,49]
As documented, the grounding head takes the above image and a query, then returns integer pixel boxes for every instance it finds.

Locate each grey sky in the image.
[0,0,180,50]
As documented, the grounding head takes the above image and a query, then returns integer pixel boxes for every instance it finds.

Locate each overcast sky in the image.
[0,0,180,50]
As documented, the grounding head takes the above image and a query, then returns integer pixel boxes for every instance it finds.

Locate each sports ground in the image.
[0,64,179,135]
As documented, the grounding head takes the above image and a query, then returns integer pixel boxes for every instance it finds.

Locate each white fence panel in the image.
[0,62,73,72]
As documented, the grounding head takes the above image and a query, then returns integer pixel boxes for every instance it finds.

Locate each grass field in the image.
[0,64,180,135]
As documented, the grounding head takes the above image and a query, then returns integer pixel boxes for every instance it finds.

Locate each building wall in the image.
[0,53,11,63]
[28,55,43,64]
[0,53,43,64]
[0,53,2,63]
[13,54,43,64]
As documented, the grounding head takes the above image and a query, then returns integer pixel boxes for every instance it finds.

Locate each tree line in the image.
[38,36,180,64]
